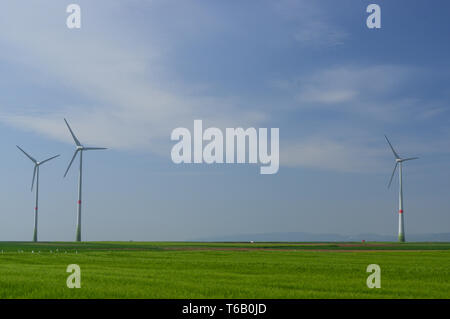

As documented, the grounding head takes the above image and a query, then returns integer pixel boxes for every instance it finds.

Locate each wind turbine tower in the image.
[385,135,418,242]
[63,119,107,242]
[17,146,59,242]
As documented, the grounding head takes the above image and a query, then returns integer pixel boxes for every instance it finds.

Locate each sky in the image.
[0,0,449,241]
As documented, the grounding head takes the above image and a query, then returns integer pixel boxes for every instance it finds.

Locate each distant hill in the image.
[192,232,450,242]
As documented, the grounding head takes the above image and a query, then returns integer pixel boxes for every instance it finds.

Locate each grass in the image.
[0,241,449,298]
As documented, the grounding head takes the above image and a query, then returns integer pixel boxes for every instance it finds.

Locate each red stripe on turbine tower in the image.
[78,200,81,204]
[35,207,38,211]
[399,210,403,214]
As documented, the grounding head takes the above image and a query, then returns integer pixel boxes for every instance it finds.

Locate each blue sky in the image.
[0,0,449,241]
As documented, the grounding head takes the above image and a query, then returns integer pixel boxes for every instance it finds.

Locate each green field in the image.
[0,241,449,298]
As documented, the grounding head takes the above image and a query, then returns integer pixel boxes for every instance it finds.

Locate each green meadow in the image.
[0,241,449,298]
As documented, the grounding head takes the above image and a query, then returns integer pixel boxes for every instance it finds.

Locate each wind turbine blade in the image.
[384,135,401,160]
[40,154,60,165]
[83,147,107,151]
[388,162,398,188]
[31,165,37,192]
[17,145,37,163]
[64,119,82,146]
[402,157,419,162]
[64,150,79,178]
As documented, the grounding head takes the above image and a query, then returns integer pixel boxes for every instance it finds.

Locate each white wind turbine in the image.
[385,135,418,242]
[17,146,59,242]
[63,119,107,242]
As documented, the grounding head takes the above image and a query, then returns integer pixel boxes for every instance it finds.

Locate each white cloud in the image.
[293,21,348,47]
[277,64,450,172]
[295,65,413,105]
[279,64,446,123]
[0,2,266,154]
[272,0,348,47]
[1,2,448,175]
[281,137,386,173]
[299,88,357,104]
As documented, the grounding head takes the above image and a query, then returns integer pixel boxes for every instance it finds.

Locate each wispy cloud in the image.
[272,0,348,47]
[276,63,450,171]
[295,65,413,106]
[281,136,387,173]
[0,2,266,154]
[293,21,348,47]
[274,64,449,123]
[1,1,448,175]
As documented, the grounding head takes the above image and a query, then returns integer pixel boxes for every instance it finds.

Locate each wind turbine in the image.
[63,119,107,242]
[385,135,418,242]
[17,146,59,242]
